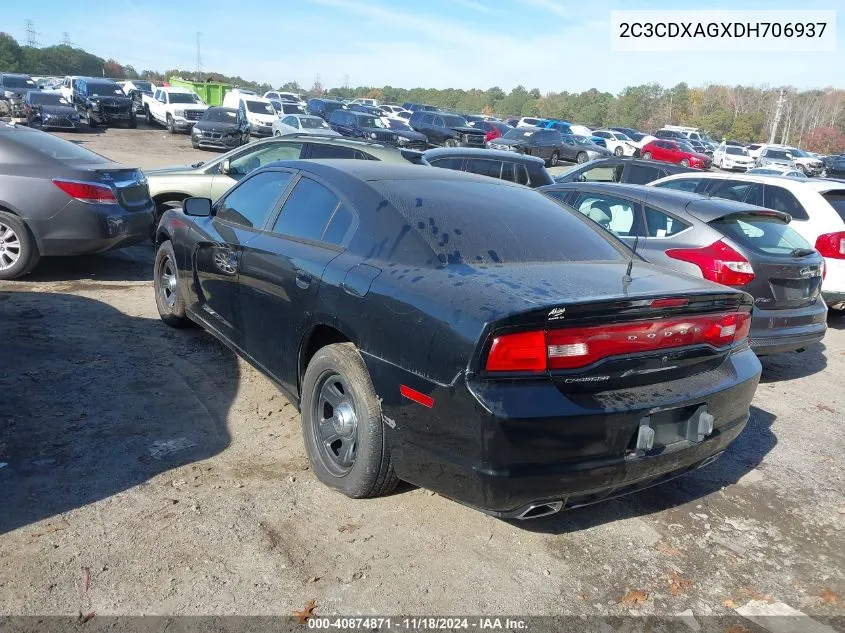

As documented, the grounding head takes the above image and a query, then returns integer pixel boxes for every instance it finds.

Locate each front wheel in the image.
[128,116,137,129]
[680,158,690,167]
[549,151,560,167]
[0,211,40,280]
[301,343,399,499]
[443,138,458,148]
[145,106,153,125]
[576,152,588,164]
[642,151,652,160]
[166,115,176,134]
[87,109,98,128]
[614,146,623,157]
[153,240,191,328]
[274,130,282,137]
[796,164,807,175]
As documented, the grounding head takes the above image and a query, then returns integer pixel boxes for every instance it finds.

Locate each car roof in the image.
[422,147,546,164]
[540,181,781,223]
[267,159,527,187]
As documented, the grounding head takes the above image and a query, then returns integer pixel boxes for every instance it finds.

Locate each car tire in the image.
[191,139,199,150]
[87,109,98,128]
[166,115,176,134]
[274,130,282,137]
[576,152,588,164]
[301,342,399,499]
[796,164,807,175]
[614,146,623,157]
[128,117,137,129]
[145,107,153,125]
[680,158,690,167]
[549,151,560,167]
[0,211,40,280]
[642,151,652,160]
[153,240,191,328]
[443,138,458,148]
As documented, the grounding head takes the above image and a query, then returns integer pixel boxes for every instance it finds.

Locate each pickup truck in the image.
[143,87,209,134]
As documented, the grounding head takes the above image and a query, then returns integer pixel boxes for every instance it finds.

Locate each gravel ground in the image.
[0,124,843,626]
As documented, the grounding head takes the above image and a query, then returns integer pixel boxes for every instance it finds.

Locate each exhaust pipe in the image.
[515,501,564,520]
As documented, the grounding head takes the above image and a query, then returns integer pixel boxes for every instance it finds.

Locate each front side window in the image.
[579,165,623,183]
[464,159,503,179]
[573,193,640,236]
[429,157,464,171]
[281,116,299,127]
[653,177,703,193]
[272,177,341,242]
[228,142,304,175]
[217,171,293,229]
[307,144,365,159]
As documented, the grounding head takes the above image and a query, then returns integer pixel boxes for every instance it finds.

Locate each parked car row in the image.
[3,119,844,522]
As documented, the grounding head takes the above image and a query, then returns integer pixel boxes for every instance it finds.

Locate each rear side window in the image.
[272,177,341,242]
[821,191,845,222]
[653,178,702,192]
[579,165,623,183]
[373,180,627,265]
[307,144,366,160]
[429,157,464,171]
[644,206,690,237]
[710,214,811,257]
[764,185,809,221]
[625,164,661,185]
[709,179,756,203]
[464,159,503,179]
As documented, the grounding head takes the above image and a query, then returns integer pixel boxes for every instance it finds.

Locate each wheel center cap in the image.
[333,402,355,437]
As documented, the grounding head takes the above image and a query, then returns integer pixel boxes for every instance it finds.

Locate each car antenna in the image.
[622,234,640,287]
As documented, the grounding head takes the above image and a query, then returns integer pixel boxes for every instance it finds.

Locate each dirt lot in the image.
[1,124,844,627]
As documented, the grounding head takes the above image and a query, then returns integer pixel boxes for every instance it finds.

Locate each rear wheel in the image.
[301,343,399,499]
[153,240,191,328]
[680,158,690,167]
[576,152,588,164]
[549,151,560,167]
[0,211,40,280]
[642,151,652,160]
[613,146,623,156]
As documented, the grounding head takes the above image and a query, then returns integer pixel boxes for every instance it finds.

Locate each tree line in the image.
[2,32,843,153]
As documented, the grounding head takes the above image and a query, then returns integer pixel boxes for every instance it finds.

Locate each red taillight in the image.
[815,232,845,260]
[485,129,501,142]
[665,240,755,286]
[484,312,751,373]
[52,179,117,204]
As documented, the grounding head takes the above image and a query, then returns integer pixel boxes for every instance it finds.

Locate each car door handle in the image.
[295,270,312,289]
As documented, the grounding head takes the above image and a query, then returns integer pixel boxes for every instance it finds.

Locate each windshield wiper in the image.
[791,247,815,257]
[190,161,205,168]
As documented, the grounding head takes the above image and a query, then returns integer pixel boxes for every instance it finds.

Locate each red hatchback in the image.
[641,139,712,169]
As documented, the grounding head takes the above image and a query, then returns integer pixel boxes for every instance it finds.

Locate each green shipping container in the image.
[168,77,232,106]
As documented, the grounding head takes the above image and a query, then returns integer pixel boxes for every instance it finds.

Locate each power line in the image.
[24,20,40,47]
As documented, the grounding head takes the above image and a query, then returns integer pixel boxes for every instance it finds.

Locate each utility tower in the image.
[196,32,203,79]
[62,32,72,46]
[768,89,786,144]
[25,20,39,47]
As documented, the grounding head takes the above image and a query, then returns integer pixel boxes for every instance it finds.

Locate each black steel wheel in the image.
[301,343,398,498]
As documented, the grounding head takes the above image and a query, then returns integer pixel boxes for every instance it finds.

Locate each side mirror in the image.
[183,197,213,217]
[785,153,793,159]
[219,158,231,175]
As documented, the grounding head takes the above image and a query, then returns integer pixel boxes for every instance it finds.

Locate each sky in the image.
[1,0,842,94]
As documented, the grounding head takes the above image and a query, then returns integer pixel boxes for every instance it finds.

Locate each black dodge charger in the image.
[153,161,762,519]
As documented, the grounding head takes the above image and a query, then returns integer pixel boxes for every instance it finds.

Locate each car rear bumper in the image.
[33,200,155,256]
[749,298,828,354]
[365,346,761,517]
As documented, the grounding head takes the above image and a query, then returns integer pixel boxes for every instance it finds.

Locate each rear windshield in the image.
[821,191,845,222]
[7,129,107,163]
[725,147,748,155]
[710,214,812,257]
[765,150,791,159]
[2,76,35,89]
[372,179,627,265]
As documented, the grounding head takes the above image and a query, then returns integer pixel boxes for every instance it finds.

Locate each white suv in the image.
[649,172,845,309]
[590,130,638,156]
[713,143,755,171]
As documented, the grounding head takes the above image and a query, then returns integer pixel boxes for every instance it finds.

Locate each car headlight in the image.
[42,113,53,120]
[3,90,14,99]
[174,109,185,117]
[90,101,100,110]
[370,132,377,139]
[397,136,410,143]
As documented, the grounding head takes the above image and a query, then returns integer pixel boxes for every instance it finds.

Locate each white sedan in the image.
[591,130,639,157]
[272,114,341,137]
[713,144,756,171]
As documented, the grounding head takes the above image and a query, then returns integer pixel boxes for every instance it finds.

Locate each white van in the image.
[223,92,278,137]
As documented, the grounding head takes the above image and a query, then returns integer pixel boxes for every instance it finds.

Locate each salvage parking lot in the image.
[1,124,844,623]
